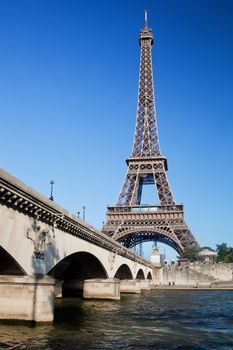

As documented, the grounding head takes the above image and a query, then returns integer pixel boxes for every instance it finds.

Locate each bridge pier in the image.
[54,280,63,298]
[120,279,141,293]
[0,275,55,322]
[83,278,120,300]
[139,279,152,290]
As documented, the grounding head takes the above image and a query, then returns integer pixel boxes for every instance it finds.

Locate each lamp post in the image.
[82,206,86,221]
[49,180,54,201]
[77,211,80,219]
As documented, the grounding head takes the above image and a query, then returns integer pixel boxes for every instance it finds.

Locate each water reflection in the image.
[0,291,233,349]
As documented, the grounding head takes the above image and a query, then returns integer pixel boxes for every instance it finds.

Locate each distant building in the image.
[160,253,166,266]
[177,258,190,267]
[198,249,217,262]
[150,244,161,266]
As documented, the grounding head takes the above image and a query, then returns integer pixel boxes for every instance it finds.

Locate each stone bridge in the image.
[0,168,154,322]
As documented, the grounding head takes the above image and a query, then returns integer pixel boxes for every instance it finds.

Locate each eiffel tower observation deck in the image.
[103,12,199,254]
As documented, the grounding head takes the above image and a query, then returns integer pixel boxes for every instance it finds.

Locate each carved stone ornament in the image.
[26,218,53,259]
[108,251,116,271]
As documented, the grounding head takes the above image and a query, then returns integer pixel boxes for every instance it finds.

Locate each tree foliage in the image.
[179,246,201,262]
[216,243,233,263]
[178,244,233,263]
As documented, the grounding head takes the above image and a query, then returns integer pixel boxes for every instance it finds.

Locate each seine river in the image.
[0,290,233,350]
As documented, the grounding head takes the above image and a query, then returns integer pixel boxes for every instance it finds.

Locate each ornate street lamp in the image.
[82,206,86,221]
[49,180,54,201]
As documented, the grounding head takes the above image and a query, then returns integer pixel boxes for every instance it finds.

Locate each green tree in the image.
[225,248,233,263]
[216,243,233,262]
[179,246,200,262]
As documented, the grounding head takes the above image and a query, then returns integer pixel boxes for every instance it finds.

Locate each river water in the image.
[0,290,233,350]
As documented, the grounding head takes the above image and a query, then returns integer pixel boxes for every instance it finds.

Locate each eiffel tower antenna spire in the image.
[144,10,148,28]
[103,12,199,254]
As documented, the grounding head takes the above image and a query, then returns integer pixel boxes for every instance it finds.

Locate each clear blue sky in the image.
[0,0,232,260]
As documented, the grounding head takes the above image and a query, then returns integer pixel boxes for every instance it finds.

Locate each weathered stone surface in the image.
[193,262,233,281]
[139,279,151,290]
[120,279,141,293]
[0,275,55,322]
[83,278,120,300]
[153,263,233,286]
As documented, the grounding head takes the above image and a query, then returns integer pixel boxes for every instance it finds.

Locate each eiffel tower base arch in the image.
[103,205,198,255]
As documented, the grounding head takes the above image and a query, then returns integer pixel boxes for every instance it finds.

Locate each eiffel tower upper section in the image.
[132,11,160,158]
[116,12,175,208]
[103,12,199,254]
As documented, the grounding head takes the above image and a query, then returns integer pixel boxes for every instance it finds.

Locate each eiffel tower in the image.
[103,12,199,254]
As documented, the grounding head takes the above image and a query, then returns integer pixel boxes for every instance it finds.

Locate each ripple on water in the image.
[0,290,233,349]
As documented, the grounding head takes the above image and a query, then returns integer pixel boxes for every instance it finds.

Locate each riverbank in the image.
[152,281,233,291]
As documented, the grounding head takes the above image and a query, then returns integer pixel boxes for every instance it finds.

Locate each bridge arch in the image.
[147,271,152,280]
[136,268,145,280]
[114,264,133,280]
[48,251,108,297]
[0,246,26,275]
[114,227,183,254]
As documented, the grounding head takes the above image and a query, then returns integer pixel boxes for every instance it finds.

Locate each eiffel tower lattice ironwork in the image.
[102,12,199,254]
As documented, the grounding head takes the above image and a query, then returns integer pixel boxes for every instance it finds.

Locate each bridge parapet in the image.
[0,168,152,268]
